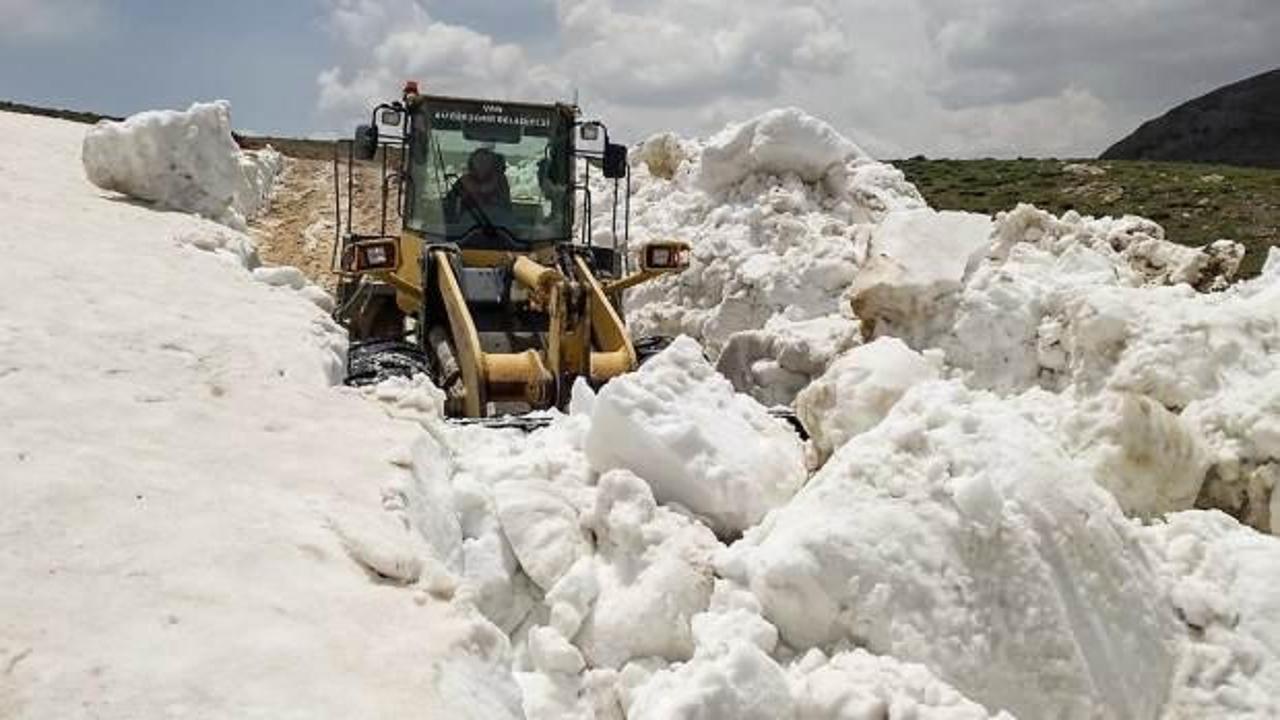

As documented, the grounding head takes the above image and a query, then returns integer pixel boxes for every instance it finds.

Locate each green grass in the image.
[890,158,1280,277]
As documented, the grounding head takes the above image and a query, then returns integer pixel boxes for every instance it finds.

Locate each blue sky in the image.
[0,1,330,135]
[2,0,1276,157]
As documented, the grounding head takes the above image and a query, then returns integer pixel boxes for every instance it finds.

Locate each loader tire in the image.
[345,339,432,387]
[633,336,675,366]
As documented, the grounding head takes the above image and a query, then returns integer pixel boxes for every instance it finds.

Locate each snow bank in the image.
[584,336,807,536]
[0,109,481,717]
[82,100,281,229]
[720,381,1181,718]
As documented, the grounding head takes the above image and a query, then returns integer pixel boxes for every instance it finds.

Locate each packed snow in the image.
[0,109,505,718]
[4,98,1280,720]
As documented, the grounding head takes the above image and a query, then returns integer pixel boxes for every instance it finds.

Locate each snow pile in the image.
[387,349,1037,718]
[880,233,1279,525]
[988,204,1244,291]
[82,100,282,229]
[616,108,927,404]
[883,204,1251,395]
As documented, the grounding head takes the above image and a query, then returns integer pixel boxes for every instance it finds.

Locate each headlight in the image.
[642,241,690,271]
[364,245,388,266]
[343,240,398,272]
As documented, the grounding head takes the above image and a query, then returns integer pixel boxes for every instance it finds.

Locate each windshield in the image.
[405,99,572,247]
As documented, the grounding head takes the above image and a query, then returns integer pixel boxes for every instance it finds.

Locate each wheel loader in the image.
[329,82,691,428]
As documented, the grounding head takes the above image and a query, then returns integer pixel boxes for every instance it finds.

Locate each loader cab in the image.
[342,88,633,274]
[402,96,577,250]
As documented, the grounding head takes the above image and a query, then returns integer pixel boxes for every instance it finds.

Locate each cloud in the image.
[317,0,567,121]
[0,0,103,42]
[314,0,1280,158]
[554,0,849,107]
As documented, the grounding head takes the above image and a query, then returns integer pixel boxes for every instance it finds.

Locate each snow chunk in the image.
[628,640,794,719]
[634,131,691,180]
[571,469,721,668]
[715,315,861,406]
[850,208,994,345]
[585,336,806,536]
[697,108,869,192]
[493,480,591,592]
[432,608,527,720]
[796,338,942,461]
[82,101,281,230]
[721,381,1180,718]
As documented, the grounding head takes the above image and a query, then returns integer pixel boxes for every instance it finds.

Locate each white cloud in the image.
[314,0,1280,158]
[317,0,567,121]
[554,0,849,106]
[0,0,103,41]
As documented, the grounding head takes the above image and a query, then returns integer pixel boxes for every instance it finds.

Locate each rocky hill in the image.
[1102,68,1280,168]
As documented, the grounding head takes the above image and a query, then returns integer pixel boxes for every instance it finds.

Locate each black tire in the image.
[633,336,676,366]
[345,339,432,387]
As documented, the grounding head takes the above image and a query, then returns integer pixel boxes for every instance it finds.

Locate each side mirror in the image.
[353,124,378,161]
[639,240,690,273]
[603,142,628,179]
[379,108,402,127]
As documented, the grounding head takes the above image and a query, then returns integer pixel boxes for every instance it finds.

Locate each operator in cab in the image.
[445,147,512,227]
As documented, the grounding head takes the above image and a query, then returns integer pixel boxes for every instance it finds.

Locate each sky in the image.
[1,0,1276,158]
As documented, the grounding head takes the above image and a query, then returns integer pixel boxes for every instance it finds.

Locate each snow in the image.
[795,337,942,461]
[0,109,513,718]
[572,468,720,667]
[616,108,926,404]
[8,99,1280,719]
[696,107,870,192]
[1142,511,1280,717]
[82,100,281,230]
[584,336,807,536]
[849,208,994,346]
[720,381,1181,718]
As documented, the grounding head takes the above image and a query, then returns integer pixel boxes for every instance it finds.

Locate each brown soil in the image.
[249,155,401,291]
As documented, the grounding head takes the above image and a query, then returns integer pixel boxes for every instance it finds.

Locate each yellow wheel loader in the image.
[329,82,690,428]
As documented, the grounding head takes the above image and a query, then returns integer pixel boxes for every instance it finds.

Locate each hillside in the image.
[1101,68,1280,169]
[894,157,1280,276]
